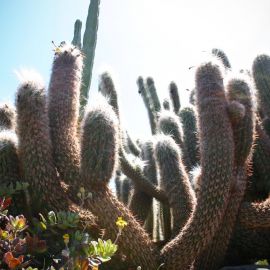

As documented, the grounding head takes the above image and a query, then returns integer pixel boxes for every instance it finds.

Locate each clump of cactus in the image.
[1,2,270,267]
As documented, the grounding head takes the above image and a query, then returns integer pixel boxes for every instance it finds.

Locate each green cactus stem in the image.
[72,19,82,49]
[79,0,100,116]
[146,77,161,113]
[120,147,168,203]
[16,74,97,228]
[48,43,82,189]
[97,73,167,204]
[0,104,16,131]
[154,135,196,237]
[212,48,232,69]
[115,170,122,200]
[179,107,199,171]
[157,111,184,149]
[99,72,120,117]
[80,97,119,186]
[252,54,270,118]
[250,121,270,199]
[0,131,19,184]
[137,76,157,134]
[125,131,141,157]
[161,62,234,269]
[81,100,159,269]
[129,140,157,226]
[169,82,181,114]
[195,78,254,270]
[121,176,132,205]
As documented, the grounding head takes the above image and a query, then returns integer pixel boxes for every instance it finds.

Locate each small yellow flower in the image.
[63,234,70,245]
[0,229,9,240]
[79,187,86,194]
[116,217,128,230]
[54,47,62,54]
[10,215,27,231]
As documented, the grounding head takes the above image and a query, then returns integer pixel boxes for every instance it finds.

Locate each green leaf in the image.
[48,211,57,225]
[39,213,47,224]
[39,221,47,230]
[255,259,269,266]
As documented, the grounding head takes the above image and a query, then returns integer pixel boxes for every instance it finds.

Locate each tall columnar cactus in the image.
[154,135,196,237]
[98,72,167,204]
[252,54,270,118]
[16,75,70,213]
[160,62,234,269]
[16,76,59,209]
[74,0,100,116]
[71,19,82,49]
[146,77,161,113]
[137,76,157,134]
[169,82,181,114]
[0,104,16,130]
[179,107,199,171]
[80,100,159,269]
[80,97,118,186]
[196,78,254,270]
[99,72,120,117]
[48,43,82,190]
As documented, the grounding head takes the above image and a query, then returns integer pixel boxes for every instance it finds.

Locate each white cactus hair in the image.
[14,68,45,90]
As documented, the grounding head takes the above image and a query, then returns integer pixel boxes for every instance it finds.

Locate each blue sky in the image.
[1,0,270,138]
